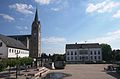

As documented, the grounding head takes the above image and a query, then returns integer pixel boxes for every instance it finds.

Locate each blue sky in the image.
[1,0,120,54]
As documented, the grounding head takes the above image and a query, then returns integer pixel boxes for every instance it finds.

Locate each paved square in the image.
[50,64,120,79]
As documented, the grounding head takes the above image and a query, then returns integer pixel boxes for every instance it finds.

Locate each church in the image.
[9,9,41,59]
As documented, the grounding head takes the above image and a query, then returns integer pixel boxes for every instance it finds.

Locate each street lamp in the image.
[33,58,36,68]
[15,51,20,79]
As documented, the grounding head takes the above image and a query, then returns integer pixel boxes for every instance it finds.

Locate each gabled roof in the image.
[66,43,101,49]
[0,34,27,50]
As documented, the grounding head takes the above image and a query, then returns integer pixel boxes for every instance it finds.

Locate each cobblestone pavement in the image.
[49,64,120,79]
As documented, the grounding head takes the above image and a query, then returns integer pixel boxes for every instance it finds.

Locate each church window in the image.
[12,49,13,53]
[9,49,11,53]
[0,42,2,47]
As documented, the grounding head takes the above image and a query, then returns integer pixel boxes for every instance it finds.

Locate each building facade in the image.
[66,43,102,63]
[0,34,29,59]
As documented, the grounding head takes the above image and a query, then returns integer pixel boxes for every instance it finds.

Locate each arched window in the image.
[71,51,73,55]
[75,51,77,55]
[0,42,2,47]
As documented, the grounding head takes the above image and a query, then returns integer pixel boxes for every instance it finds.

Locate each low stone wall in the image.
[26,67,49,79]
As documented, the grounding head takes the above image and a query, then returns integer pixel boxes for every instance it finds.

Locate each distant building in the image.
[0,34,29,59]
[65,43,102,63]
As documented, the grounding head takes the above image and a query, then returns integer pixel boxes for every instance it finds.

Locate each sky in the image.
[1,0,120,54]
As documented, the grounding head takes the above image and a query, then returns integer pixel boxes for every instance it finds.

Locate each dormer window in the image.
[0,42,2,47]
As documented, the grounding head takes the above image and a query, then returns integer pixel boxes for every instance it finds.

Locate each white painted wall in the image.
[8,47,29,58]
[66,48,102,62]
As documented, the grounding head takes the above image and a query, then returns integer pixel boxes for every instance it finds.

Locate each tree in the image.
[115,54,120,61]
[112,49,120,61]
[100,43,112,61]
[21,57,32,71]
[51,54,65,61]
[0,61,7,72]
[41,53,48,59]
[7,59,17,67]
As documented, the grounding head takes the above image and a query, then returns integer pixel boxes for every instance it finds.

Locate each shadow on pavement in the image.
[0,72,14,78]
[42,72,72,79]
[107,71,120,79]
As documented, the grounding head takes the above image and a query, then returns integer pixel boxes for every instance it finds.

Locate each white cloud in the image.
[35,0,51,5]
[86,0,120,13]
[51,8,60,11]
[9,3,33,14]
[16,26,22,30]
[0,13,14,22]
[82,30,120,46]
[113,10,120,18]
[24,26,28,30]
[16,26,29,34]
[16,26,29,30]
[42,37,66,44]
[86,3,98,13]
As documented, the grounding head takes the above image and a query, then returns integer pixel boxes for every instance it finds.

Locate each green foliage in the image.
[0,57,33,72]
[7,59,17,67]
[52,54,65,61]
[0,61,7,72]
[41,53,48,58]
[100,43,112,61]
[115,54,120,61]
[112,49,120,61]
[22,57,33,65]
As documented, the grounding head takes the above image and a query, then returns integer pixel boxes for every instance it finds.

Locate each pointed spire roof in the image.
[34,8,38,22]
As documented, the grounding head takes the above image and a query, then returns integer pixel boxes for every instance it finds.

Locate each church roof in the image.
[34,8,38,22]
[8,35,31,38]
[66,43,101,49]
[0,34,27,50]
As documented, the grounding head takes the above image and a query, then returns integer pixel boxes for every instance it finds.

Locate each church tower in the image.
[30,9,41,58]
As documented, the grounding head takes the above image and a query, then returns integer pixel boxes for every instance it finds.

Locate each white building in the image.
[0,34,29,59]
[66,43,102,63]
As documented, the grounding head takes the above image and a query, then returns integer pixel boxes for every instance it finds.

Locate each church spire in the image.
[34,8,38,22]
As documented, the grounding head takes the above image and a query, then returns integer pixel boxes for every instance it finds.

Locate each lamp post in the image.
[15,52,19,79]
[33,58,36,68]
